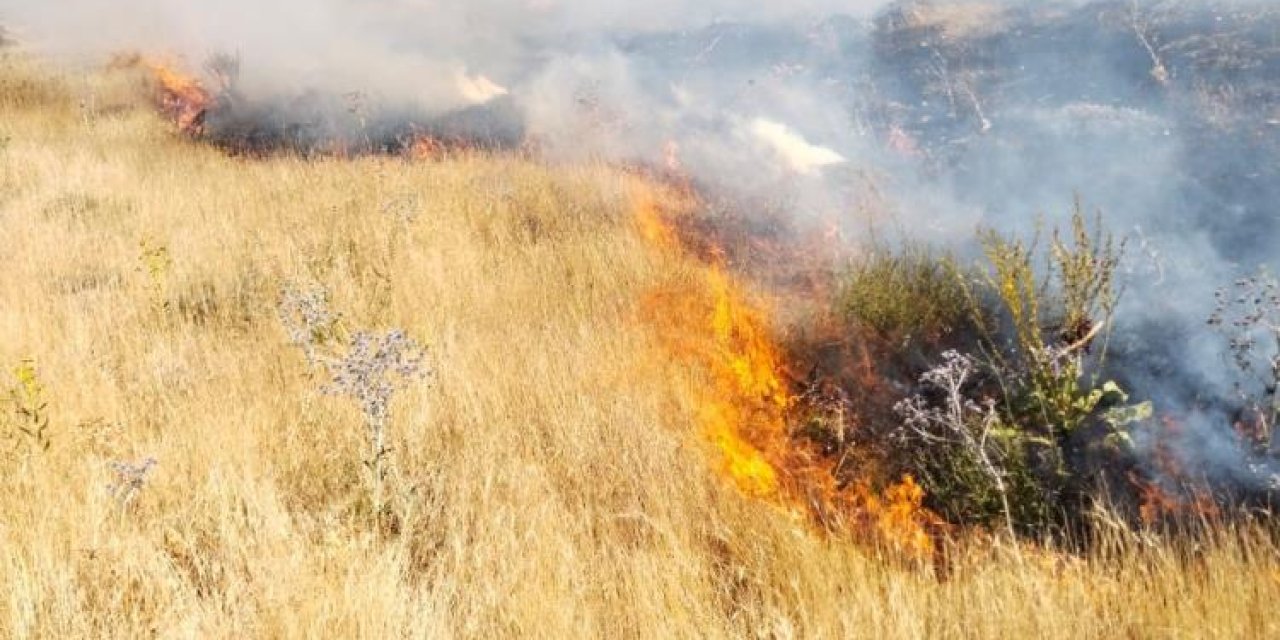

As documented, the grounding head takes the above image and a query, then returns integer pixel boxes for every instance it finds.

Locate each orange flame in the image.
[852,475,936,557]
[637,191,787,498]
[634,182,938,558]
[147,62,212,136]
[111,54,212,136]
[633,189,681,249]
[701,264,790,498]
[406,134,447,161]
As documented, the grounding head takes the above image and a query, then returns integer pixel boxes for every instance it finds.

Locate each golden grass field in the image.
[2,53,1280,639]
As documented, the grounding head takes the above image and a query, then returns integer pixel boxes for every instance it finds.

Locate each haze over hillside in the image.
[2,2,1279,637]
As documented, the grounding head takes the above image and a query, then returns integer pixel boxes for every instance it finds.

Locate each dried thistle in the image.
[1208,270,1280,437]
[893,350,1014,536]
[324,330,428,429]
[108,457,157,508]
[278,284,344,368]
[278,285,431,518]
[323,329,430,515]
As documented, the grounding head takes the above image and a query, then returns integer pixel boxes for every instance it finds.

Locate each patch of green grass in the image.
[839,243,973,350]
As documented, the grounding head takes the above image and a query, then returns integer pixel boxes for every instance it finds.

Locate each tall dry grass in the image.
[1,53,1278,639]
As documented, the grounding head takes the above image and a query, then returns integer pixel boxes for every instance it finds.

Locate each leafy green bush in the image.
[846,204,1153,536]
[840,243,972,347]
[4,359,52,455]
[801,243,979,489]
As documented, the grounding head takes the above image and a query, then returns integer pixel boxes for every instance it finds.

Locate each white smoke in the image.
[746,118,846,175]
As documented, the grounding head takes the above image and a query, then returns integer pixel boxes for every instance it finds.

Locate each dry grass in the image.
[896,1,1007,40]
[1,53,1278,639]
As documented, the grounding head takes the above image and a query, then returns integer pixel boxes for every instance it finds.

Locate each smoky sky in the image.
[0,1,888,95]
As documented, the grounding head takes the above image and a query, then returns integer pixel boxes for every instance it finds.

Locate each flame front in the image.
[634,190,680,249]
[702,264,789,498]
[634,182,938,558]
[637,189,787,497]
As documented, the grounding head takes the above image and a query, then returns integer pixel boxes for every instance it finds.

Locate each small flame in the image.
[406,135,446,161]
[111,54,212,136]
[853,475,936,557]
[146,63,212,136]
[633,189,681,249]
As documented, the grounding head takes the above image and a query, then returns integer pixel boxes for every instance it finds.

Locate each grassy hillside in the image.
[2,54,1278,639]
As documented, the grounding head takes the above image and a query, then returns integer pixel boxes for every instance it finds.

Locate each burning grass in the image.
[124,55,213,137]
[633,186,939,558]
[3,50,1280,639]
[106,54,519,159]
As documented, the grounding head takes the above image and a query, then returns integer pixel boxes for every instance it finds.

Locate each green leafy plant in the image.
[890,204,1150,535]
[138,236,173,313]
[841,244,970,342]
[5,359,52,454]
[963,205,1128,433]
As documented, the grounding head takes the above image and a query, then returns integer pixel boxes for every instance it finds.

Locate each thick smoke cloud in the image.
[0,0,886,104]
[0,0,890,181]
[3,0,1278,489]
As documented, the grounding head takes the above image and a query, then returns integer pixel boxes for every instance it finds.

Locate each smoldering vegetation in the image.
[619,2,1280,525]
[198,83,527,157]
[564,1,1278,526]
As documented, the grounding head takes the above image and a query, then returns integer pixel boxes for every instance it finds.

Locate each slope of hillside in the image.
[2,54,1278,639]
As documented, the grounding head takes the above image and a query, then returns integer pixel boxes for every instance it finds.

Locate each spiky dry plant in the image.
[1209,270,1280,443]
[279,284,430,519]
[323,329,430,518]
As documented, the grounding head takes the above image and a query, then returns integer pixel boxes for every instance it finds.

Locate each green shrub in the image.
[809,244,982,492]
[4,359,52,455]
[967,205,1127,438]
[884,204,1150,536]
[839,243,972,349]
